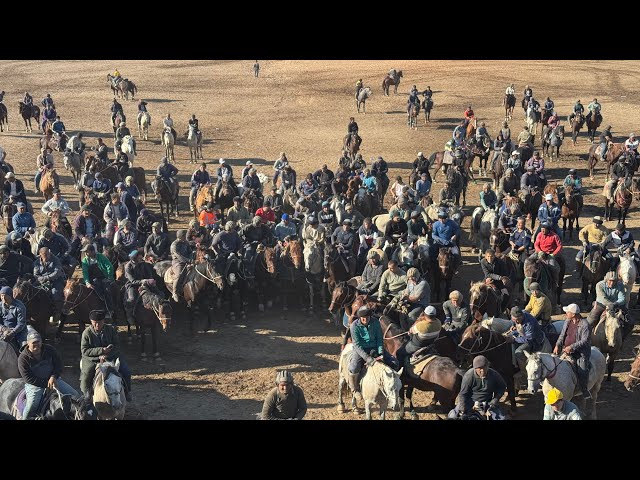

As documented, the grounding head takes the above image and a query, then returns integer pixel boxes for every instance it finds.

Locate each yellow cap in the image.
[545,388,563,405]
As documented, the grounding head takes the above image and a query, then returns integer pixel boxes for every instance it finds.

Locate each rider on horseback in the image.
[91,172,111,195]
[536,194,562,239]
[345,117,361,149]
[509,217,532,262]
[560,168,583,206]
[575,216,608,272]
[479,183,497,214]
[51,116,65,136]
[123,249,154,326]
[423,86,433,101]
[624,133,639,163]
[598,124,614,161]
[331,219,356,275]
[355,78,363,98]
[115,121,131,141]
[463,105,475,127]
[22,91,33,107]
[81,244,115,317]
[542,97,554,117]
[189,162,211,212]
[41,93,54,109]
[452,121,466,147]
[517,125,534,150]
[601,223,640,272]
[506,305,546,373]
[475,121,490,143]
[431,210,461,272]
[587,98,602,124]
[34,147,54,193]
[170,229,193,303]
[526,151,546,184]
[111,98,125,125]
[162,113,178,143]
[498,202,522,233]
[188,114,201,137]
[480,248,511,312]
[157,156,178,196]
[393,269,433,330]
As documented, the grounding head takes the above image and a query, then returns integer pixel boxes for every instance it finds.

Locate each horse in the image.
[162,128,175,162]
[151,177,179,226]
[524,348,606,419]
[216,181,237,215]
[605,181,632,223]
[37,168,59,201]
[490,151,507,189]
[128,166,147,204]
[623,347,640,392]
[354,188,379,219]
[18,102,39,133]
[278,239,306,313]
[382,70,402,96]
[91,360,126,420]
[468,137,492,177]
[0,103,8,132]
[254,246,277,313]
[0,377,97,420]
[0,340,19,381]
[428,151,448,181]
[337,343,403,419]
[111,110,124,135]
[588,142,624,179]
[542,125,564,161]
[519,188,542,230]
[356,87,372,114]
[468,281,507,318]
[121,135,136,167]
[186,124,203,162]
[570,113,585,145]
[580,245,609,307]
[523,254,561,307]
[62,151,83,189]
[421,97,433,123]
[12,277,52,342]
[107,74,123,97]
[560,185,581,240]
[133,285,172,361]
[325,242,354,296]
[586,112,602,143]
[408,102,419,130]
[122,79,137,101]
[465,117,476,140]
[525,106,539,143]
[303,242,326,314]
[618,251,637,308]
[432,247,455,302]
[137,111,150,140]
[503,93,516,121]
[591,308,624,382]
[470,207,498,255]
[379,316,463,418]
[458,324,518,411]
[2,202,16,233]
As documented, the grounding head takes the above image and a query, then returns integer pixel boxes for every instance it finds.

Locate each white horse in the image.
[617,251,637,308]
[186,124,203,162]
[330,196,346,225]
[592,309,624,382]
[337,344,403,420]
[62,151,83,189]
[162,127,175,162]
[137,112,150,140]
[356,87,372,114]
[121,135,136,167]
[525,106,538,139]
[303,243,325,313]
[470,207,498,255]
[89,358,126,420]
[524,348,606,419]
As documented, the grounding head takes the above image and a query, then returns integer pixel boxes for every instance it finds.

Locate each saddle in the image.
[12,387,57,420]
[406,351,437,378]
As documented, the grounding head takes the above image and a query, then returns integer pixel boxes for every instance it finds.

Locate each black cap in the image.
[89,310,106,321]
[357,306,371,317]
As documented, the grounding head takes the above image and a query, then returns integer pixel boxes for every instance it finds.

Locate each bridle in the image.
[458,327,507,356]
[529,353,561,386]
[63,282,95,313]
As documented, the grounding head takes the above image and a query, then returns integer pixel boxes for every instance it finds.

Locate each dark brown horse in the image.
[344,133,361,160]
[380,315,464,418]
[13,278,50,341]
[570,113,585,145]
[132,285,172,361]
[432,247,455,302]
[2,203,16,233]
[60,279,120,341]
[382,70,403,95]
[0,103,8,132]
[254,246,277,312]
[588,142,624,179]
[580,245,609,307]
[503,93,516,120]
[519,188,542,230]
[325,242,353,295]
[606,181,633,223]
[408,102,420,130]
[586,112,602,143]
[421,97,433,123]
[151,177,180,226]
[468,281,506,318]
[458,323,517,411]
[18,102,39,133]
[278,239,305,312]
[560,185,582,240]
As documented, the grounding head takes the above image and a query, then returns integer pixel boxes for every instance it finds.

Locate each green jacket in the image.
[81,253,114,285]
[81,324,121,365]
[350,318,383,357]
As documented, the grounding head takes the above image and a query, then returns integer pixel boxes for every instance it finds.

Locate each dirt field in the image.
[1,60,639,419]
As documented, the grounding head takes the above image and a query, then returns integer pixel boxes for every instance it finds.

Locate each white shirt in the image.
[505,86,515,95]
[41,198,70,217]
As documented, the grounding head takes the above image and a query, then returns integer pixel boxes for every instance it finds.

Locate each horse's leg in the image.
[138,323,146,359]
[407,386,417,419]
[152,322,161,362]
[307,283,314,314]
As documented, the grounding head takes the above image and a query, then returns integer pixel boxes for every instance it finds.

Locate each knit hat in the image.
[26,330,42,343]
[414,317,441,337]
[529,282,540,291]
[0,286,12,296]
[473,355,489,368]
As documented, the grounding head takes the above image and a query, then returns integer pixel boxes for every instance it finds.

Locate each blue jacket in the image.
[212,230,242,254]
[563,175,582,192]
[0,299,27,346]
[509,228,532,249]
[33,254,65,287]
[92,179,111,193]
[191,170,211,188]
[363,176,377,193]
[12,212,35,235]
[432,219,460,245]
[37,233,69,257]
[298,180,318,197]
[350,317,384,358]
[242,175,261,191]
[537,202,561,226]
[157,163,178,181]
[51,120,65,133]
[511,311,544,347]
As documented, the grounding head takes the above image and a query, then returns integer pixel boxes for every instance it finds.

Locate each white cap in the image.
[545,193,553,201]
[424,305,437,316]
[219,158,225,164]
[562,303,580,314]
[245,160,253,166]
[418,152,423,156]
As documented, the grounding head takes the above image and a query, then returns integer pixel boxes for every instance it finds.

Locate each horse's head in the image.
[328,281,351,314]
[523,350,544,394]
[287,240,303,269]
[437,247,453,274]
[158,301,173,332]
[303,244,323,275]
[370,362,403,412]
[94,359,126,411]
[468,282,487,315]
[72,395,98,420]
[601,309,623,349]
[263,247,276,274]
[624,351,640,392]
[62,279,83,315]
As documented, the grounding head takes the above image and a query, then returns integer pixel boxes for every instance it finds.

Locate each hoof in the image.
[353,407,364,415]
[337,405,347,413]
[410,411,418,420]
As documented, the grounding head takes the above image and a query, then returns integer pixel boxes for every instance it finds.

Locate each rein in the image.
[627,372,640,381]
[383,321,408,340]
[63,284,95,313]
[458,329,507,355]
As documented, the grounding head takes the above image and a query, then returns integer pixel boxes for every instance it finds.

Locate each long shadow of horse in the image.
[146,98,183,103]
[384,111,406,115]
[222,157,270,167]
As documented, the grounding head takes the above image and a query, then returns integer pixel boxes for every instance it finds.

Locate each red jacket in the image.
[534,231,562,255]
[255,207,275,223]
[464,108,475,119]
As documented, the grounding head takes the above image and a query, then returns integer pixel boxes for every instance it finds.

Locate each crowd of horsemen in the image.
[0,76,638,420]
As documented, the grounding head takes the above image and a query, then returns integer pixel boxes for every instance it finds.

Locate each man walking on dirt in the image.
[253,61,260,78]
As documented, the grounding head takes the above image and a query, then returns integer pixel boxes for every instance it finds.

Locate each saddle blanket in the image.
[407,354,437,378]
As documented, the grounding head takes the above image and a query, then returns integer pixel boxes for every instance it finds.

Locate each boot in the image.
[578,370,591,400]
[125,307,135,326]
[348,373,361,393]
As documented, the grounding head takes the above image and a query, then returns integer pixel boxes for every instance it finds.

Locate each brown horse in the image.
[606,181,633,223]
[254,246,277,312]
[570,113,585,145]
[580,244,609,308]
[39,168,59,201]
[586,112,602,143]
[2,202,16,233]
[588,142,624,179]
[60,279,120,340]
[468,281,507,318]
[278,239,305,313]
[432,247,455,302]
[132,285,172,361]
[408,102,419,130]
[194,185,215,216]
[328,282,384,335]
[18,102,39,133]
[465,117,476,139]
[503,94,516,120]
[560,185,582,240]
[382,70,403,95]
[379,315,464,418]
[0,103,8,132]
[13,278,50,341]
[429,151,447,181]
[623,346,640,392]
[344,133,361,160]
[458,323,518,411]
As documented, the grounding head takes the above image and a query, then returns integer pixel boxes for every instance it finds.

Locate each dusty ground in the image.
[1,60,639,419]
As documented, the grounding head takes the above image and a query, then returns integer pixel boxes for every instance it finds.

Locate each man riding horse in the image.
[344,117,361,151]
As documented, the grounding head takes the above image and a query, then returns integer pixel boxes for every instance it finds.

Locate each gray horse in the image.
[470,208,498,256]
[356,87,372,114]
[0,340,19,381]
